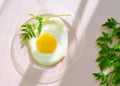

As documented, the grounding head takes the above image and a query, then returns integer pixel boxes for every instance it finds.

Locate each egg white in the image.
[29,17,68,66]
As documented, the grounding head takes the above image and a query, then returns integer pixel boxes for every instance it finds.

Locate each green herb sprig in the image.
[21,13,70,43]
[93,18,120,86]
[21,23,36,42]
[29,13,43,35]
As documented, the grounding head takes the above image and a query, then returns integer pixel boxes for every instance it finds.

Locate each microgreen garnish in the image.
[29,13,43,35]
[93,18,120,86]
[21,13,70,43]
[21,23,36,42]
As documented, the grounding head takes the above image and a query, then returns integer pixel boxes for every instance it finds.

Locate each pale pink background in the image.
[0,0,120,86]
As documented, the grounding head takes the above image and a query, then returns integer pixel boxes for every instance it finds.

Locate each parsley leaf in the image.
[93,72,109,86]
[113,42,120,52]
[97,43,111,55]
[102,17,119,28]
[112,73,120,85]
[96,56,112,71]
[116,27,120,38]
[112,67,120,85]
[93,18,120,86]
[96,32,112,44]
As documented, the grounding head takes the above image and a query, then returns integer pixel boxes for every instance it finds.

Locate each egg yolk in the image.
[36,33,57,53]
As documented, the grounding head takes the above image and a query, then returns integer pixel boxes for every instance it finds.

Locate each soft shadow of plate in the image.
[11,7,85,84]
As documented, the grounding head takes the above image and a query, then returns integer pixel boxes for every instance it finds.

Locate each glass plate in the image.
[11,7,85,84]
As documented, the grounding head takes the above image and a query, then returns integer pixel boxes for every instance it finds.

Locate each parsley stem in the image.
[116,21,120,24]
[108,71,114,86]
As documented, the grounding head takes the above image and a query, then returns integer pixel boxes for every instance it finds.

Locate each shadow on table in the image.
[59,0,120,86]
[19,0,120,85]
[19,64,43,86]
[19,0,91,86]
[0,0,8,14]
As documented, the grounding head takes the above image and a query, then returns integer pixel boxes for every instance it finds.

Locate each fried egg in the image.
[29,17,68,66]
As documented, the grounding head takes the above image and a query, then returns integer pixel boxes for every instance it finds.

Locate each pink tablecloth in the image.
[0,0,120,86]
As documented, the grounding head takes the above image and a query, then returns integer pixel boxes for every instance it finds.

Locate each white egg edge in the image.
[28,17,68,66]
[28,40,68,66]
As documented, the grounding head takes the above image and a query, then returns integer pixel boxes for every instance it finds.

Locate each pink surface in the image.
[0,0,120,86]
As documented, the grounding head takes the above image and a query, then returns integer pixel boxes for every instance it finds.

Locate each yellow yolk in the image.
[36,33,57,53]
